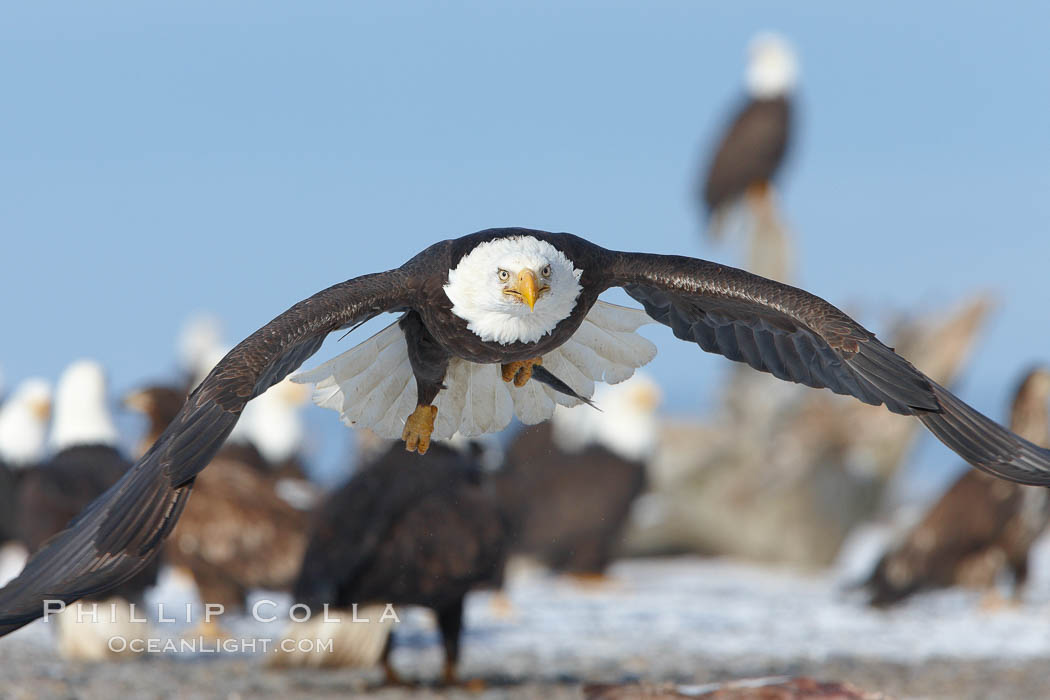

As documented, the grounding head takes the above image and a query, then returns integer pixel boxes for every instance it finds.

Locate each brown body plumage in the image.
[865,367,1050,606]
[0,464,22,547]
[294,442,509,683]
[499,421,646,575]
[702,96,791,219]
[5,227,1050,636]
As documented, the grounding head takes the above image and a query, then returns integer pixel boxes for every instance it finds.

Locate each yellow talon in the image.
[501,357,542,387]
[402,405,438,455]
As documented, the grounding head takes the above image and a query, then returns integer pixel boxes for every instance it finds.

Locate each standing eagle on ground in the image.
[281,441,508,685]
[0,379,52,548]
[498,374,660,577]
[864,366,1050,606]
[3,227,1050,635]
[700,33,796,282]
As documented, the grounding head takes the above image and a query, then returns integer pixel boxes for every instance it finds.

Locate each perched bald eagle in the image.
[15,360,158,659]
[124,384,313,624]
[0,379,51,547]
[864,367,1050,606]
[3,227,1050,636]
[701,33,796,250]
[498,374,660,575]
[290,442,508,684]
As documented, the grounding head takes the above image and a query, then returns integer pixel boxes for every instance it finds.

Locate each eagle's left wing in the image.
[0,267,419,636]
[599,248,1050,486]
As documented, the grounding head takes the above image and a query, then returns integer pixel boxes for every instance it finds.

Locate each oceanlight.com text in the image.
[106,636,334,654]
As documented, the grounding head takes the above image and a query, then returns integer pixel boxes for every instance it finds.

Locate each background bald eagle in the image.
[864,366,1050,606]
[701,34,796,243]
[0,379,51,548]
[290,441,509,685]
[498,374,660,576]
[699,33,797,284]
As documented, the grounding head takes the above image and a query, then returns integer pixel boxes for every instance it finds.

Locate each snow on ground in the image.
[440,555,1050,675]
[7,552,1050,668]
[5,547,1050,697]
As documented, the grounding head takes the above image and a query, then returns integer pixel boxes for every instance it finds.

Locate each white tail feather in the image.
[294,302,656,439]
[268,606,392,669]
[509,380,556,424]
[52,598,149,662]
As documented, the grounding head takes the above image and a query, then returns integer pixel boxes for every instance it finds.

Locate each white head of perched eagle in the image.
[49,359,119,453]
[5,226,1050,639]
[0,378,52,468]
[745,32,798,99]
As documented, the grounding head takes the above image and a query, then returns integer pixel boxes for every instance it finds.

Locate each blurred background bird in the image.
[279,441,509,686]
[497,373,661,580]
[0,378,51,551]
[699,31,797,283]
[862,366,1050,607]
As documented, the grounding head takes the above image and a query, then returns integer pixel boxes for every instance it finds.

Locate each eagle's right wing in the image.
[0,267,419,636]
[597,247,1050,487]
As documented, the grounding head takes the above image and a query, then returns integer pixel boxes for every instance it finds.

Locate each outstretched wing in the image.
[0,268,418,635]
[600,249,1050,486]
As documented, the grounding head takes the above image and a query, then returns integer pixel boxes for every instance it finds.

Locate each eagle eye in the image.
[540,264,552,278]
[497,269,510,282]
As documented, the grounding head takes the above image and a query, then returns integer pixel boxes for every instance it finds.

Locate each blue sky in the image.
[2,2,1048,488]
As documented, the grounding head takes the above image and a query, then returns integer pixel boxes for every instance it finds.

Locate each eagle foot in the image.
[567,571,614,588]
[501,357,542,387]
[186,618,232,643]
[383,659,411,687]
[402,404,438,455]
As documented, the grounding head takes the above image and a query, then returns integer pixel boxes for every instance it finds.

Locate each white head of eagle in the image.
[746,32,798,99]
[443,235,583,345]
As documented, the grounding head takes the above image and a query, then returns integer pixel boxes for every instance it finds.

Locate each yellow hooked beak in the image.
[31,398,52,422]
[518,269,539,311]
[122,389,151,415]
[507,268,554,311]
[503,268,551,311]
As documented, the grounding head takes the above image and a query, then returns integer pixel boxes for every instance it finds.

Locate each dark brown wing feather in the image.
[0,267,418,635]
[702,96,791,215]
[600,249,1050,486]
[15,445,160,602]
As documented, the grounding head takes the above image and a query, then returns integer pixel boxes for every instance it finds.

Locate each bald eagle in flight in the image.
[2,227,1050,635]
